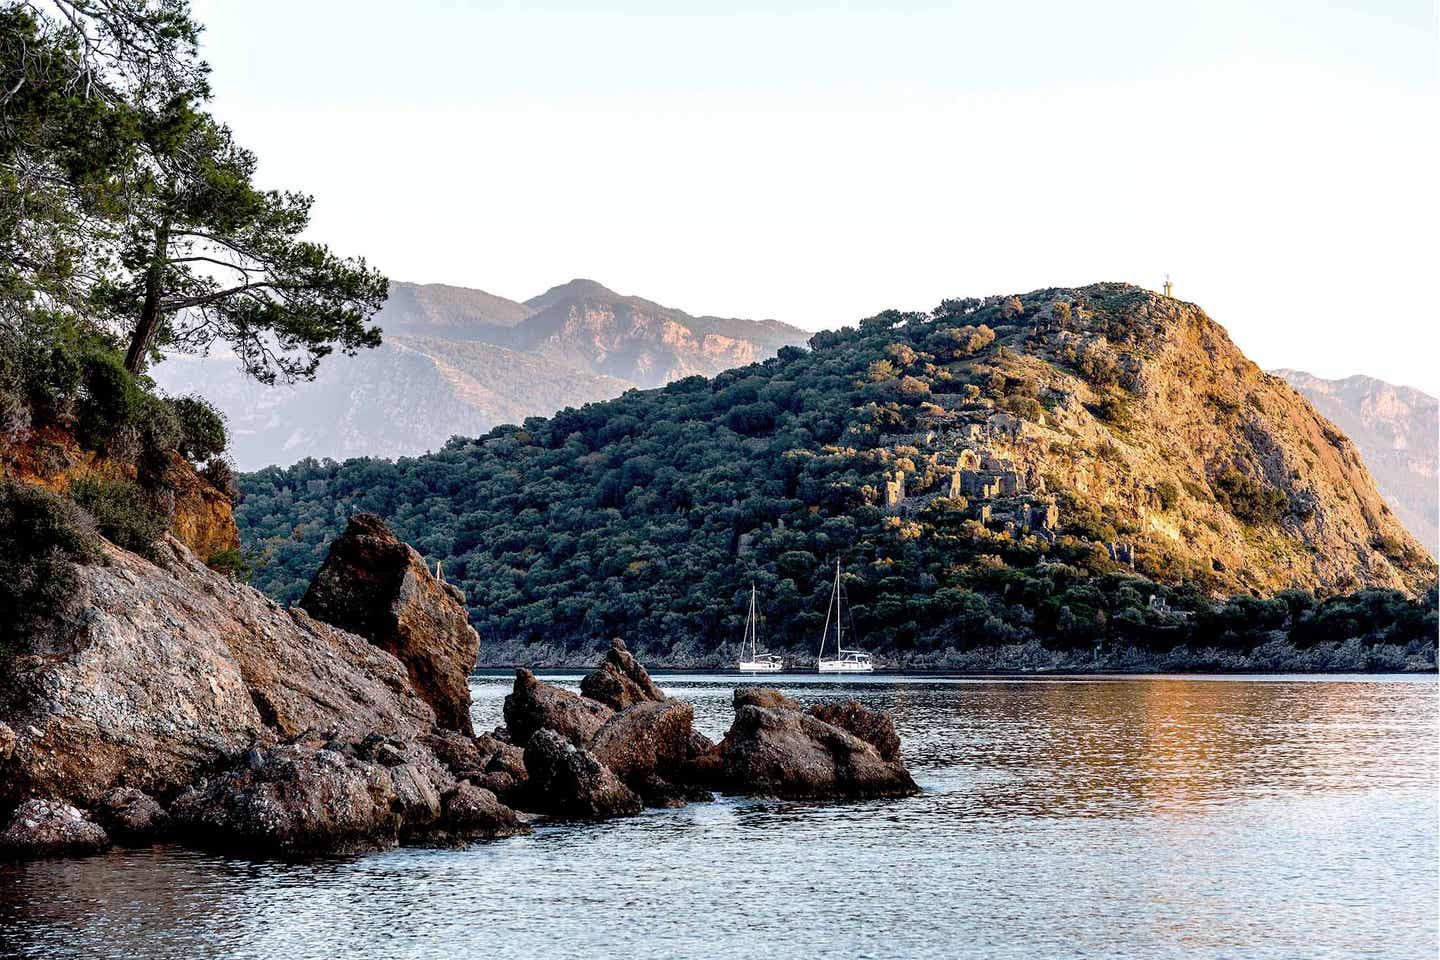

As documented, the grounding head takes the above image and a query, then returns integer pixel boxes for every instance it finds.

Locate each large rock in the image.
[92,787,170,846]
[0,535,438,808]
[521,729,641,819]
[437,783,530,843]
[300,513,480,735]
[0,799,110,860]
[169,741,458,855]
[734,686,799,711]
[720,704,919,800]
[423,730,528,805]
[503,669,612,748]
[806,701,902,762]
[579,637,665,710]
[590,699,695,785]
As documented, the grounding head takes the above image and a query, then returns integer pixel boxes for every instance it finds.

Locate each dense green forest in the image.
[237,286,1437,667]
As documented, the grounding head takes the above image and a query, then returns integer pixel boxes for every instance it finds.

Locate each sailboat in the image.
[735,582,783,673]
[816,559,874,673]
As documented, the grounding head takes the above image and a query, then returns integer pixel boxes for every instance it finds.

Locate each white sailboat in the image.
[736,582,783,673]
[816,559,874,673]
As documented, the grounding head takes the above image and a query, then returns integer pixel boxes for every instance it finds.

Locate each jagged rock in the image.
[300,513,480,735]
[169,741,455,855]
[0,799,110,860]
[720,705,919,800]
[677,731,724,787]
[579,637,665,710]
[589,699,695,787]
[734,687,800,711]
[807,701,902,762]
[520,729,641,819]
[92,787,170,846]
[469,736,529,804]
[437,783,530,842]
[503,669,612,748]
[0,535,440,810]
[0,722,15,762]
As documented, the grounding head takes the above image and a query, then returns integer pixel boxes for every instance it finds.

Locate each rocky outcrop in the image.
[806,701,902,762]
[590,699,695,786]
[169,741,458,855]
[437,783,528,843]
[92,788,170,846]
[735,687,799,711]
[520,729,642,820]
[503,669,613,747]
[0,799,110,859]
[0,535,437,809]
[719,694,919,800]
[579,637,665,710]
[300,513,479,734]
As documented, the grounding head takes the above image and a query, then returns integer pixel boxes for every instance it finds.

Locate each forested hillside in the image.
[237,284,1437,669]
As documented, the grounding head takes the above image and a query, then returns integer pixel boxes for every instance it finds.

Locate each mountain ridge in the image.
[153,279,810,469]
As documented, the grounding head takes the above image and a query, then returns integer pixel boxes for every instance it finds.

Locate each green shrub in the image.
[205,547,251,580]
[69,477,169,556]
[1154,480,1179,511]
[76,350,143,449]
[169,395,229,462]
[1213,469,1287,526]
[0,480,101,655]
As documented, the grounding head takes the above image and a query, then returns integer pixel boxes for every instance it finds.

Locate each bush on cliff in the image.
[69,478,169,558]
[0,480,101,659]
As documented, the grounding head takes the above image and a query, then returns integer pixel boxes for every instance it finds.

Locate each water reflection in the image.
[2,675,1435,960]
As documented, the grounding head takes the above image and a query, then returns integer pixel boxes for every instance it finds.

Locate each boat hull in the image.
[737,660,784,673]
[817,659,874,674]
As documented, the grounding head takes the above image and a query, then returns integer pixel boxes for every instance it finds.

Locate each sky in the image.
[190,0,1439,394]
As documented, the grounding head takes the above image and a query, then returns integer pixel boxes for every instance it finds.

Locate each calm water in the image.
[2,674,1436,959]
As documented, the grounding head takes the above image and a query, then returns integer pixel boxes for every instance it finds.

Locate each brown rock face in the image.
[806,701,902,762]
[503,669,613,748]
[589,699,695,786]
[579,637,666,710]
[92,788,170,846]
[520,729,642,820]
[300,513,480,735]
[719,705,920,800]
[0,799,110,859]
[734,687,800,712]
[0,535,437,809]
[438,783,529,842]
[169,742,457,855]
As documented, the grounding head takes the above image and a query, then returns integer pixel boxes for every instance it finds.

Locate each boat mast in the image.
[834,559,842,655]
[748,582,758,659]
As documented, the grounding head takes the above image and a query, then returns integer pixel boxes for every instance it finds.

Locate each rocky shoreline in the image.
[0,515,918,861]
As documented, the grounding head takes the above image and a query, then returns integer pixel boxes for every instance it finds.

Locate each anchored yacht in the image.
[736,582,783,673]
[816,559,874,673]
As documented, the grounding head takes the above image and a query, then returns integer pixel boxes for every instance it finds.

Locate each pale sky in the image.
[191,0,1439,394]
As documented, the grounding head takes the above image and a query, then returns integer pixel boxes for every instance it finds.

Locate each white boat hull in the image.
[737,660,784,673]
[817,659,874,673]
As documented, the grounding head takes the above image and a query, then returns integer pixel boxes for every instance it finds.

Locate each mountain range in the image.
[152,279,810,469]
[1274,370,1437,557]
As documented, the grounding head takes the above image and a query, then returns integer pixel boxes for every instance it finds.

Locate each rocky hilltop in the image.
[238,283,1437,669]
[1274,370,1437,557]
[153,279,810,469]
[0,508,915,859]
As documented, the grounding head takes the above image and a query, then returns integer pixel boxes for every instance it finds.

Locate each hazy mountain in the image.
[1275,370,1437,556]
[153,279,810,469]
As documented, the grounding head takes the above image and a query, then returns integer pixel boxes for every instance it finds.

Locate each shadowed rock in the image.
[169,741,456,855]
[589,699,695,787]
[437,783,530,842]
[300,513,480,735]
[92,787,169,846]
[521,729,641,819]
[503,669,613,748]
[720,705,919,800]
[579,637,665,710]
[0,799,110,859]
[807,701,902,762]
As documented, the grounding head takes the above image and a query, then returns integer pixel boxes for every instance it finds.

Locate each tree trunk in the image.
[123,221,171,374]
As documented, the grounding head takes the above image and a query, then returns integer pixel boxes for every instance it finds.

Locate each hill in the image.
[1273,370,1437,557]
[152,279,810,469]
[235,283,1437,669]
